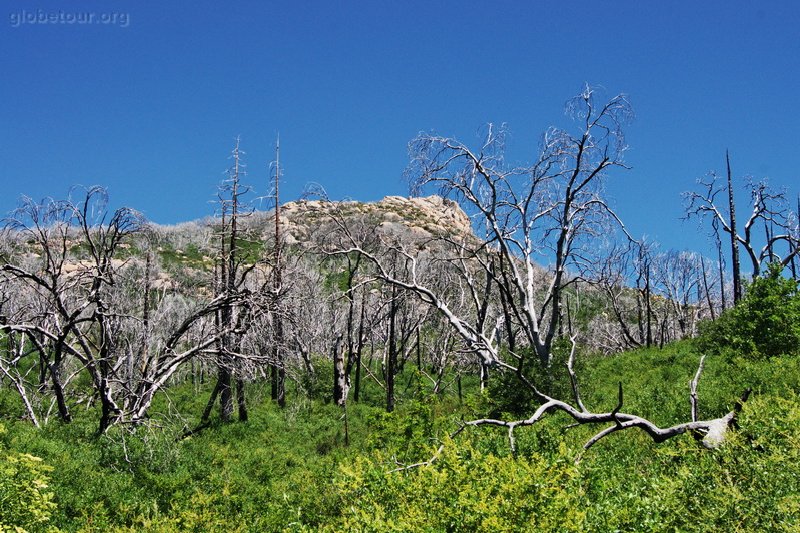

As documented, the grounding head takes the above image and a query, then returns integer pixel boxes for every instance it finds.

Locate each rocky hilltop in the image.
[278,195,473,244]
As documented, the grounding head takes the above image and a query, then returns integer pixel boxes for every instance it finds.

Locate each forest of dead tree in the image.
[2,88,799,531]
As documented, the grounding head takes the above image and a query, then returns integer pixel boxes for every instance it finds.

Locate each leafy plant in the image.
[699,263,800,358]
[334,437,585,532]
[0,424,57,531]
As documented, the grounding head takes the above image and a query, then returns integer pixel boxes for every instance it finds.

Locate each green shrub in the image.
[699,264,800,358]
[333,437,584,532]
[0,342,797,531]
[98,422,181,474]
[0,425,57,531]
[486,340,578,417]
[580,390,800,532]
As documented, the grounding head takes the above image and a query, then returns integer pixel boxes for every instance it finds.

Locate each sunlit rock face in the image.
[279,194,474,244]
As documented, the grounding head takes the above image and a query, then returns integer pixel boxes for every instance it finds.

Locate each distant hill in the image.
[277,194,474,245]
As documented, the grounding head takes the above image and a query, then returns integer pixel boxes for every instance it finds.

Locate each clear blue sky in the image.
[2,0,798,256]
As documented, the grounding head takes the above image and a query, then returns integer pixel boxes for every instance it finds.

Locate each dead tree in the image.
[336,240,748,459]
[212,139,248,421]
[269,138,286,407]
[583,240,646,352]
[636,240,655,347]
[785,195,800,280]
[386,270,398,412]
[651,251,694,340]
[405,86,633,368]
[685,159,800,284]
[711,217,728,311]
[0,195,77,424]
[332,87,748,458]
[1,187,265,433]
[342,253,362,398]
[204,138,268,423]
[0,188,145,432]
[581,239,715,353]
[726,152,743,303]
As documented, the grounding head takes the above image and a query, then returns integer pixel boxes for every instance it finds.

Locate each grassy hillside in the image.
[2,340,798,531]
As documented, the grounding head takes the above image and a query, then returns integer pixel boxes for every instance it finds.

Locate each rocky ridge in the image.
[278,195,473,244]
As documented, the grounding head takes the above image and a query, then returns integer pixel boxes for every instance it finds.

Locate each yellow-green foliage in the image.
[334,438,584,532]
[0,425,57,532]
[1,346,799,531]
[575,390,800,532]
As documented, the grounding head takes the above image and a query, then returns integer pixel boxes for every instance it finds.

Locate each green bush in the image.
[0,340,797,531]
[580,390,800,532]
[333,437,585,532]
[98,423,181,474]
[0,425,57,532]
[486,340,579,417]
[699,264,800,358]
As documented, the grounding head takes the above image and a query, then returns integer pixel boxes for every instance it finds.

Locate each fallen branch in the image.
[395,354,751,469]
[690,354,707,422]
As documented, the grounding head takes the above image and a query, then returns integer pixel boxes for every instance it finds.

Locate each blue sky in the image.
[1,0,798,256]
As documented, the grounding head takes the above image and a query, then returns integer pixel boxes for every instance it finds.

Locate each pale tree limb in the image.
[690,354,706,422]
[565,335,587,413]
[393,352,750,470]
[0,363,40,428]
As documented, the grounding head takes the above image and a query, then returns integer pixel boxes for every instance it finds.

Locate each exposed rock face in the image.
[377,195,472,235]
[279,195,473,244]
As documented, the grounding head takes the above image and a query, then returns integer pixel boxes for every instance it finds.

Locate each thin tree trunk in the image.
[332,334,349,408]
[645,261,653,348]
[44,340,72,423]
[217,202,234,421]
[727,151,742,304]
[386,283,397,413]
[416,326,421,371]
[202,379,222,422]
[219,366,233,422]
[700,256,716,320]
[50,360,71,423]
[715,224,728,311]
[271,137,286,407]
[137,250,152,393]
[499,285,516,353]
[353,290,366,402]
[236,376,247,421]
[790,201,797,278]
[271,318,286,407]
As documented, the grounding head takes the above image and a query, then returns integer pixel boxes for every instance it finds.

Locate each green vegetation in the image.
[699,263,800,358]
[0,424,57,532]
[1,343,798,531]
[2,92,797,531]
[157,242,211,270]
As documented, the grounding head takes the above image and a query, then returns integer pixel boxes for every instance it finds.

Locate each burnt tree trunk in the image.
[727,151,742,304]
[386,282,398,413]
[353,290,366,403]
[332,335,347,406]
